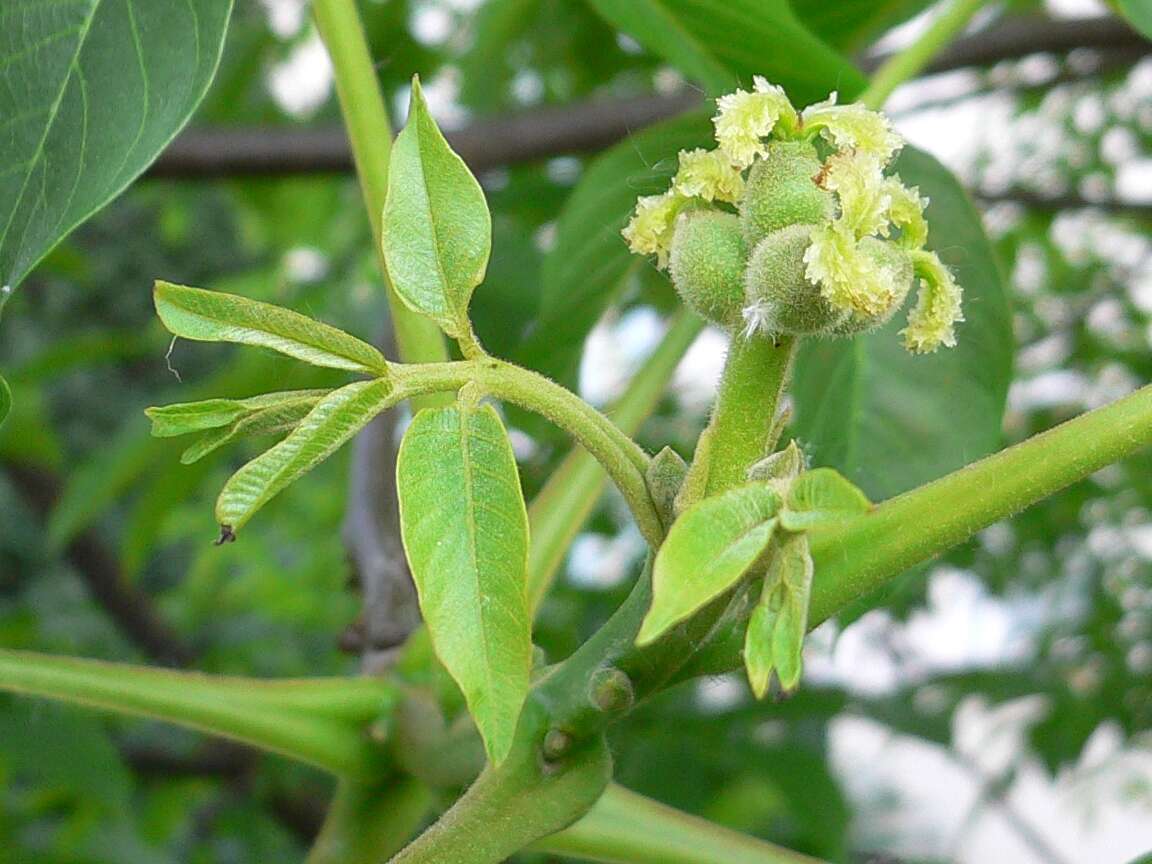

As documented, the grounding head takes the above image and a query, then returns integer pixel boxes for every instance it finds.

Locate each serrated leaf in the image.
[396,403,531,764]
[382,77,492,338]
[0,0,233,291]
[154,281,388,374]
[639,484,780,646]
[583,0,864,101]
[779,468,870,532]
[215,379,395,534]
[145,389,328,439]
[180,395,324,465]
[792,146,1014,501]
[744,532,813,697]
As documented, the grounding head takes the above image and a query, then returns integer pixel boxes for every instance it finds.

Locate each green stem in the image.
[389,701,612,864]
[536,784,825,864]
[527,311,704,611]
[704,335,794,495]
[307,777,432,864]
[312,0,451,401]
[809,381,1152,625]
[679,382,1152,680]
[858,0,988,109]
[0,649,390,777]
[392,358,664,547]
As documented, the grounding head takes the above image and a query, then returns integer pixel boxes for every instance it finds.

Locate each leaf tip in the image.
[215,524,237,546]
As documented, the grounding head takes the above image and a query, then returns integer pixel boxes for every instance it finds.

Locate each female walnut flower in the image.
[621,79,964,354]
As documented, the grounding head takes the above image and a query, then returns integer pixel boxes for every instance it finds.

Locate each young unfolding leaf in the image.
[382,77,492,339]
[145,390,329,438]
[638,483,781,646]
[646,446,689,528]
[746,439,805,483]
[154,282,388,375]
[744,531,813,697]
[180,397,325,465]
[779,467,870,531]
[396,403,531,765]
[215,379,396,535]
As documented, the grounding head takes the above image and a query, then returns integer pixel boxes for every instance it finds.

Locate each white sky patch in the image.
[267,29,334,118]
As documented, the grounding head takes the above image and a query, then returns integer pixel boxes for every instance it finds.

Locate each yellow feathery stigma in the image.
[801,94,903,165]
[622,191,688,270]
[673,148,745,204]
[712,78,797,169]
[901,249,964,352]
[884,177,929,249]
[803,223,894,317]
[821,150,891,239]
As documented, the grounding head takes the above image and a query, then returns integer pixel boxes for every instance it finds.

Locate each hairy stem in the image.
[528,311,703,611]
[859,0,988,109]
[536,784,825,864]
[809,381,1152,624]
[391,359,664,547]
[312,0,451,397]
[307,777,432,864]
[0,649,391,777]
[704,335,795,495]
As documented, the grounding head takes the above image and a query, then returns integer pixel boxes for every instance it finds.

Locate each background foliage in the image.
[0,0,1150,861]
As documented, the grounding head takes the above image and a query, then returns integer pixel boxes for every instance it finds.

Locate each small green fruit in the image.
[740,140,834,247]
[830,238,915,336]
[743,224,845,336]
[668,210,748,329]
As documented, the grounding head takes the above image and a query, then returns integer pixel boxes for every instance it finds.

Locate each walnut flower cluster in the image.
[621,77,963,353]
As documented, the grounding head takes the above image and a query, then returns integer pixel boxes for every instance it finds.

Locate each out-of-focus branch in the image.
[976,188,1152,215]
[4,463,197,667]
[148,16,1147,180]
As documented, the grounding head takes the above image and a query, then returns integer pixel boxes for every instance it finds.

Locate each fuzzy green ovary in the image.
[744,224,845,336]
[668,211,748,329]
[829,238,915,336]
[740,141,834,247]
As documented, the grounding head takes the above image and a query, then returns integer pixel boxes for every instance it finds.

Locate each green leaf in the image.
[792,146,1014,501]
[639,484,780,646]
[0,0,233,291]
[154,281,388,374]
[0,373,9,427]
[180,396,324,465]
[382,77,492,339]
[519,112,713,385]
[396,403,532,764]
[1117,0,1152,39]
[791,0,933,52]
[582,0,864,101]
[744,532,813,697]
[215,379,396,534]
[779,468,870,532]
[145,389,328,439]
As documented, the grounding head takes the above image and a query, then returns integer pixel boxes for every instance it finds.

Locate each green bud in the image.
[668,210,748,329]
[743,224,846,337]
[646,446,689,529]
[740,140,834,247]
[589,667,634,716]
[828,237,915,336]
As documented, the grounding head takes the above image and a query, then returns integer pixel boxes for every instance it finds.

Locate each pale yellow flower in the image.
[884,177,929,248]
[802,94,903,164]
[804,223,894,317]
[821,150,891,238]
[712,78,798,169]
[901,250,964,352]
[621,191,688,270]
[673,148,745,204]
